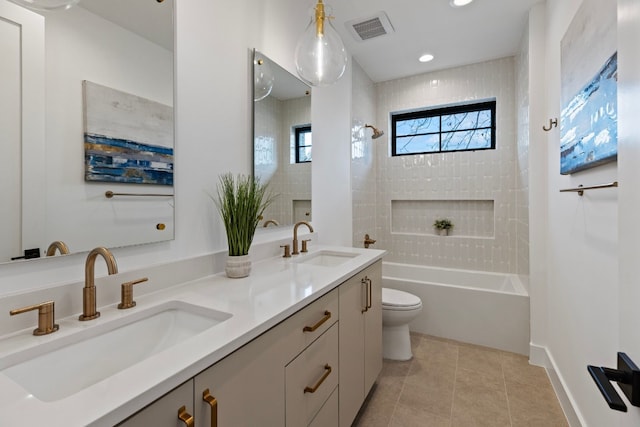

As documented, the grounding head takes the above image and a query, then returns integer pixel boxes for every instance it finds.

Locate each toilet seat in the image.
[382,288,422,311]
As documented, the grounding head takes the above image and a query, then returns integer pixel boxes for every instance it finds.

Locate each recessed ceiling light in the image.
[450,0,474,7]
[419,54,434,63]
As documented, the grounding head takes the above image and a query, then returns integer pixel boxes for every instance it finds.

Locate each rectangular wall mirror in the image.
[253,50,312,229]
[0,0,175,265]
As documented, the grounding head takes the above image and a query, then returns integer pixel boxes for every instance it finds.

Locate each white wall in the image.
[515,18,531,280]
[541,1,619,425]
[312,60,354,246]
[525,2,549,369]
[617,0,640,425]
[374,58,520,273]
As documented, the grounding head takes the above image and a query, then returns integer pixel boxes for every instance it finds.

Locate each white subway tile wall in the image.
[390,200,495,237]
[374,57,521,273]
[255,95,311,226]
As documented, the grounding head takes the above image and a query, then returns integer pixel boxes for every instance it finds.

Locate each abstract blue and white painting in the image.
[560,0,617,175]
[83,81,174,185]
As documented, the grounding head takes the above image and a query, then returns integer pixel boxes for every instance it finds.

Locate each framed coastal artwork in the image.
[83,81,174,185]
[560,0,617,175]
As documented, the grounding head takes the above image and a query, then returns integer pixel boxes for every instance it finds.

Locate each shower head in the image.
[365,124,384,139]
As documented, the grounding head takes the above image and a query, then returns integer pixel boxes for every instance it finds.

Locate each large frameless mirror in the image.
[0,0,175,265]
[252,50,312,229]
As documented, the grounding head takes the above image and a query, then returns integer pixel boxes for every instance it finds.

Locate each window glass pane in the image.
[441,109,492,132]
[396,117,439,136]
[395,134,440,155]
[299,131,312,147]
[298,146,312,162]
[441,129,492,151]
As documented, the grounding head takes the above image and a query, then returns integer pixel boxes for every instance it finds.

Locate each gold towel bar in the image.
[559,181,618,196]
[105,191,174,199]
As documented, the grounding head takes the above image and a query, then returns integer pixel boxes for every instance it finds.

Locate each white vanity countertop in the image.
[0,245,385,426]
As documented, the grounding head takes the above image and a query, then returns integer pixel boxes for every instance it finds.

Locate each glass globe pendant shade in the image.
[254,56,274,102]
[294,0,347,87]
[8,0,79,11]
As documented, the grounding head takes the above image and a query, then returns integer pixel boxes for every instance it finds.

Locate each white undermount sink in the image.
[0,301,232,402]
[295,250,358,267]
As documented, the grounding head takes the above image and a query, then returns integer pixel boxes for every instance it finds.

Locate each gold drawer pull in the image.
[361,277,369,313]
[303,310,331,332]
[178,406,194,427]
[203,388,218,427]
[304,364,332,394]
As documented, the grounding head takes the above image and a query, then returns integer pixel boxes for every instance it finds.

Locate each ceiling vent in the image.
[345,12,395,42]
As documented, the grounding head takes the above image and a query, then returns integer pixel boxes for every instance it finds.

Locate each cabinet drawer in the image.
[285,288,339,357]
[309,386,338,427]
[285,324,339,426]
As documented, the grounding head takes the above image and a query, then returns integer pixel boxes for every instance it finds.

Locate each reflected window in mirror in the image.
[253,50,312,228]
[294,125,312,163]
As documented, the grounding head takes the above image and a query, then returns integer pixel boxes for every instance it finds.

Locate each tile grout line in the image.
[501,353,515,427]
[449,343,460,427]
[386,348,414,426]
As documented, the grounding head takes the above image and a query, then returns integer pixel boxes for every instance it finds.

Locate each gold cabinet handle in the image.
[178,406,194,427]
[10,300,59,336]
[202,388,218,427]
[361,277,369,313]
[304,364,332,394]
[367,277,373,309]
[302,310,331,332]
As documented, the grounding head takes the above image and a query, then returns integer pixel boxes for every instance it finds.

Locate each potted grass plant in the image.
[215,173,275,278]
[433,218,453,236]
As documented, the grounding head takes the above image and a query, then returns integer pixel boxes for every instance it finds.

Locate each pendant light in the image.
[254,55,274,102]
[294,0,348,87]
[8,0,79,11]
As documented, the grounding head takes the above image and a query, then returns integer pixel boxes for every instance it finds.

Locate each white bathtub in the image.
[382,262,530,355]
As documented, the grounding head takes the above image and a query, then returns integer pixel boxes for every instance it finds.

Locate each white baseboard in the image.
[529,343,585,427]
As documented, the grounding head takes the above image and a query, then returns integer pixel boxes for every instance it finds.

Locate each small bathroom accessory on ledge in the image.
[433,218,453,236]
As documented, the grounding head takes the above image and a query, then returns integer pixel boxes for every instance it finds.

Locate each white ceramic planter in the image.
[225,254,251,278]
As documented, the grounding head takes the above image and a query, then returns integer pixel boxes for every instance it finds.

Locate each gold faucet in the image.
[80,247,118,321]
[292,221,314,255]
[263,219,279,227]
[46,240,70,256]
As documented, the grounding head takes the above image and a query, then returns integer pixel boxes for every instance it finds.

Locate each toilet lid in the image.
[382,288,422,308]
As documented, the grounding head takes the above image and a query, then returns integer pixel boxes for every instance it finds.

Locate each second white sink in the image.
[295,250,358,267]
[0,301,231,402]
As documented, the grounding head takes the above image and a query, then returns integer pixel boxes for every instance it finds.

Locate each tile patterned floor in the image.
[353,333,569,427]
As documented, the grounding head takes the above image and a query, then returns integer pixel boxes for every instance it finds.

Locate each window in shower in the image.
[294,125,312,163]
[391,100,496,156]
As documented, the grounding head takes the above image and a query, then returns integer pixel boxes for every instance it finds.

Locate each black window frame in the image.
[295,125,312,163]
[391,100,496,156]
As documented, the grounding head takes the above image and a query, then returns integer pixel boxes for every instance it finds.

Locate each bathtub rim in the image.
[382,261,529,297]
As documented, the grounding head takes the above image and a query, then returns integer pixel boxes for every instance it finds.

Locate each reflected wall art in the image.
[83,81,174,185]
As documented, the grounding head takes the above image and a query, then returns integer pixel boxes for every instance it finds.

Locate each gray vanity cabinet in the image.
[116,380,195,427]
[116,259,383,427]
[338,261,383,426]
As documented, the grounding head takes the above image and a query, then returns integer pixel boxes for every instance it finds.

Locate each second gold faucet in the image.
[292,221,314,255]
[80,247,118,321]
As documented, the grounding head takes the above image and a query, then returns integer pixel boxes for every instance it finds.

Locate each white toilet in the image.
[382,287,423,361]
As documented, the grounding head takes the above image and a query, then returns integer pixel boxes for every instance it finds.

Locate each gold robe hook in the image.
[543,118,558,131]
